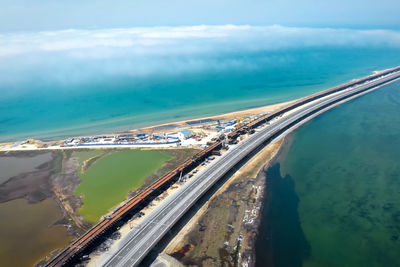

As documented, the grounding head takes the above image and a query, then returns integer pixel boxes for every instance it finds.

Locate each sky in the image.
[1,1,400,95]
[1,0,400,91]
[0,0,400,32]
[1,1,400,140]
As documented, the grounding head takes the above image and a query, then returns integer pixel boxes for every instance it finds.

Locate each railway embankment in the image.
[163,138,284,266]
[47,66,400,267]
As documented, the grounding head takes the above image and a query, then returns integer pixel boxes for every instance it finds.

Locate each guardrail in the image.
[46,66,400,267]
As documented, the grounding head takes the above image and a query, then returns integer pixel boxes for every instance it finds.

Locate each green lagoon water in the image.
[256,80,400,266]
[75,149,171,223]
[2,48,400,142]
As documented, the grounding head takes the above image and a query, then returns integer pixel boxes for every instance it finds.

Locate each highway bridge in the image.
[100,69,400,266]
[46,66,400,267]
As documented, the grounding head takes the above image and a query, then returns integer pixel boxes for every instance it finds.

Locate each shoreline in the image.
[139,100,295,131]
[157,68,400,265]
[163,137,285,266]
[0,99,295,152]
[1,66,395,150]
[2,66,399,266]
[0,99,297,144]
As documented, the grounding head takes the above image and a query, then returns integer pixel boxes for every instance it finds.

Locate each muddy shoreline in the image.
[0,151,60,204]
[0,150,80,266]
[0,139,288,266]
[253,133,297,267]
[0,148,200,266]
[0,137,289,267]
[163,138,287,266]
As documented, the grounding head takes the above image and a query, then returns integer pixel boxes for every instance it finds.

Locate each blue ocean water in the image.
[1,47,400,142]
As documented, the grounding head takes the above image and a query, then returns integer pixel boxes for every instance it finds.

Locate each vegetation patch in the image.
[72,150,105,173]
[74,149,171,223]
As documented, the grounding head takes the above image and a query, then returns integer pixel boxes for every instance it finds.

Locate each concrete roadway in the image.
[103,71,400,267]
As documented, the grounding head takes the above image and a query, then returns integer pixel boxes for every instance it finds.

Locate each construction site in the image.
[44,66,400,267]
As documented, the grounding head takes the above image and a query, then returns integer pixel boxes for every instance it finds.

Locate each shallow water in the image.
[256,80,400,266]
[0,152,71,266]
[0,152,52,183]
[2,48,400,142]
[0,198,71,267]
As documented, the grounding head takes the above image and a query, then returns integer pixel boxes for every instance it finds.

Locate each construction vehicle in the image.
[236,117,252,128]
[47,66,400,267]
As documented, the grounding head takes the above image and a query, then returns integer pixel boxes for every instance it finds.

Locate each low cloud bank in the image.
[1,25,400,58]
[0,25,400,88]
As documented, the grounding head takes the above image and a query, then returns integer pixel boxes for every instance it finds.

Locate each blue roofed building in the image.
[179,130,193,140]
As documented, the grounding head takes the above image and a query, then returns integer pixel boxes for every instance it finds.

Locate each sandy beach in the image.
[139,100,295,131]
[0,99,295,151]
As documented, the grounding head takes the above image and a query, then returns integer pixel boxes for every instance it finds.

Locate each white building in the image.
[178,130,193,140]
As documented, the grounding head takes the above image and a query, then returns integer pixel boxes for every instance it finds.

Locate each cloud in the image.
[1,25,400,58]
[0,25,400,88]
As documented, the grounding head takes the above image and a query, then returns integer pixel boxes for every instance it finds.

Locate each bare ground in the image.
[164,139,284,267]
[0,151,62,204]
[52,150,92,232]
[0,148,200,266]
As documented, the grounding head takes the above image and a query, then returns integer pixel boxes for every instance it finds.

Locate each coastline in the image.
[1,65,394,150]
[163,137,286,266]
[0,99,295,151]
[0,98,296,266]
[131,66,399,135]
[2,67,399,266]
[157,68,400,266]
[139,100,295,132]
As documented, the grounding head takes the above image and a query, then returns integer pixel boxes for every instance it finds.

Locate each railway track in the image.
[46,66,400,267]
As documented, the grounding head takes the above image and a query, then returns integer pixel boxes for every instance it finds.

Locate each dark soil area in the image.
[0,151,62,204]
[0,147,201,266]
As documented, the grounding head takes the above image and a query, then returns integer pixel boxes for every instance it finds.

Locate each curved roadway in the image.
[103,71,400,267]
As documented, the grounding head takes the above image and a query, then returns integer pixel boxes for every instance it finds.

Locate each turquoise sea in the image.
[1,47,400,142]
[256,80,400,266]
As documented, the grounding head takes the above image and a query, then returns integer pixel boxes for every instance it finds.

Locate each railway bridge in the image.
[47,66,400,267]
